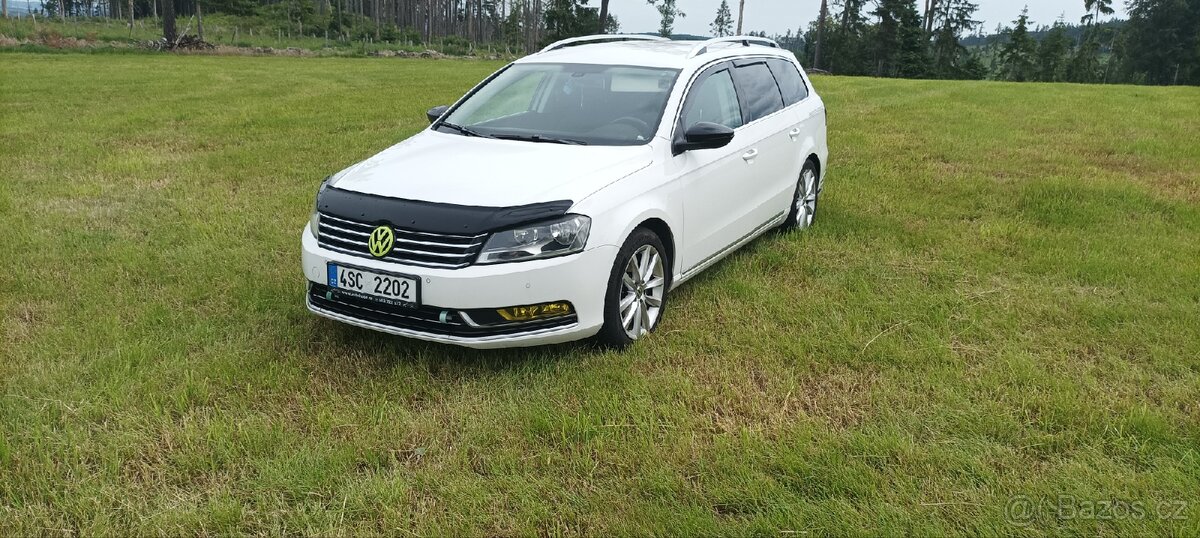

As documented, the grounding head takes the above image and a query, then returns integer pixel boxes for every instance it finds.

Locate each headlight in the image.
[477,215,591,264]
[309,210,320,238]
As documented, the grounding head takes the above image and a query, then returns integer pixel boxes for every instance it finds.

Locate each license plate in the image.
[327,263,419,308]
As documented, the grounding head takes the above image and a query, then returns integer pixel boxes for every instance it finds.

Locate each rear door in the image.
[728,59,801,232]
[766,57,821,185]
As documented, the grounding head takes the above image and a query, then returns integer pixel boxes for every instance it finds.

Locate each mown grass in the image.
[1,54,1199,535]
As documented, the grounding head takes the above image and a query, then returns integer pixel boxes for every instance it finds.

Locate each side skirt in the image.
[670,210,788,290]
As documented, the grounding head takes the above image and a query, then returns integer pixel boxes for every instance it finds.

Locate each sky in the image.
[617,0,1129,37]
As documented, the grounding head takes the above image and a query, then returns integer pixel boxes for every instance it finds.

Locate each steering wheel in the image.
[610,116,651,134]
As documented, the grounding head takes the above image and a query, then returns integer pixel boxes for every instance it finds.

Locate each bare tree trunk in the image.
[196,0,203,40]
[58,0,65,21]
[428,0,434,42]
[128,0,133,36]
[162,0,176,43]
[735,0,745,35]
[813,0,827,69]
[597,0,609,33]
[2,0,8,19]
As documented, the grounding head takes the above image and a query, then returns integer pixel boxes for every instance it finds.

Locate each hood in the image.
[329,130,655,207]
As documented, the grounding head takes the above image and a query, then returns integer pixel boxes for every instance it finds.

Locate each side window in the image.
[732,62,785,122]
[767,59,809,105]
[681,68,743,130]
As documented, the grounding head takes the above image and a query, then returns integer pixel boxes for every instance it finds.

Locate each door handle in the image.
[742,148,759,161]
[788,128,801,140]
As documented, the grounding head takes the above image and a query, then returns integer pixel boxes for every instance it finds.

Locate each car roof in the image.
[513,38,798,70]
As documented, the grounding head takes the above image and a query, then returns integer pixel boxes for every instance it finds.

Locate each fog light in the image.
[497,301,572,321]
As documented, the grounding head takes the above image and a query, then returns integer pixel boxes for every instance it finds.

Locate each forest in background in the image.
[2,0,1198,85]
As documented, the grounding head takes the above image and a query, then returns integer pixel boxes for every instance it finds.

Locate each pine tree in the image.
[1035,19,1072,82]
[827,0,871,74]
[928,0,981,79]
[998,7,1037,81]
[1066,35,1103,82]
[1120,0,1200,85]
[1081,0,1114,26]
[711,0,733,37]
[648,0,685,38]
[872,0,927,77]
[813,0,828,68]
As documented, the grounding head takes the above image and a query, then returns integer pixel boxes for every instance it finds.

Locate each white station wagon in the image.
[302,35,828,348]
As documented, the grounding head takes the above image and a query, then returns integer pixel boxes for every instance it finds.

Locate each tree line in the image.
[9,0,1197,85]
[19,0,620,52]
[789,0,1199,85]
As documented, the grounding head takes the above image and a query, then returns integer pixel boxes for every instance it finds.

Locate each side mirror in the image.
[426,105,450,124]
[674,122,735,154]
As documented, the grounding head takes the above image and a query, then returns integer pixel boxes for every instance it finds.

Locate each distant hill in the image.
[961,19,1125,47]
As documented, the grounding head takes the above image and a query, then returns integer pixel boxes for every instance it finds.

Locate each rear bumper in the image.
[301,229,615,348]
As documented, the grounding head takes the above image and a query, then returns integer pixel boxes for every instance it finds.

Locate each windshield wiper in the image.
[439,122,497,139]
[495,134,588,146]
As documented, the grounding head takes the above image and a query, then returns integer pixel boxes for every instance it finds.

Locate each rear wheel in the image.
[782,160,820,230]
[596,228,669,348]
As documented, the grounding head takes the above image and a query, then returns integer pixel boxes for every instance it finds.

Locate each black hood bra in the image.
[317,186,574,235]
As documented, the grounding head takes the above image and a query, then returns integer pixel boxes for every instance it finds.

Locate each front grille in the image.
[308,283,577,338]
[317,212,486,269]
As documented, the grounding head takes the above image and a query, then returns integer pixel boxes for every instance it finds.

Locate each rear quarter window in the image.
[767,59,809,105]
[732,62,785,122]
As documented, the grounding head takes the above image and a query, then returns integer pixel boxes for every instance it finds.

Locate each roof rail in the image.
[687,36,780,58]
[539,34,668,54]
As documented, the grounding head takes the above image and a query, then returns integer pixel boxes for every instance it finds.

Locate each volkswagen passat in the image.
[302,35,828,348]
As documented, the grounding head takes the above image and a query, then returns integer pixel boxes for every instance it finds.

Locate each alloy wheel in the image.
[793,167,818,228]
[619,244,666,339]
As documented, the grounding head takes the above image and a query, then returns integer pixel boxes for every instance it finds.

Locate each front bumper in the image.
[301,229,615,349]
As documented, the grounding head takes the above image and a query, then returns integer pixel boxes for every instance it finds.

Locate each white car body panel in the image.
[330,131,654,207]
[301,37,829,348]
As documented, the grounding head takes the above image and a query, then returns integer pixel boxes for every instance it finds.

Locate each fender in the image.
[571,152,683,281]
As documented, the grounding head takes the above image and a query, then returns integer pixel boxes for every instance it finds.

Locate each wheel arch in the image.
[806,153,821,180]
[634,217,675,276]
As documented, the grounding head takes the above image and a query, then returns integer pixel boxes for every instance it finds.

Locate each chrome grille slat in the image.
[316,212,485,269]
[317,232,478,259]
[321,224,484,249]
[321,222,370,237]
[394,237,485,249]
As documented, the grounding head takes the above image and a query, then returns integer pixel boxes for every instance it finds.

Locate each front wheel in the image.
[781,160,820,231]
[596,229,670,348]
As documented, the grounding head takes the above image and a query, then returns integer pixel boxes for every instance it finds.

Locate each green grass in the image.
[2,53,1199,535]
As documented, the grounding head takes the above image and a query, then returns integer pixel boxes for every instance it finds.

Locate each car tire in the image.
[595,228,671,348]
[781,159,820,231]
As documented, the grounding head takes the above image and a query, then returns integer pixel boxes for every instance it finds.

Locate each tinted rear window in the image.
[767,59,809,105]
[733,62,785,122]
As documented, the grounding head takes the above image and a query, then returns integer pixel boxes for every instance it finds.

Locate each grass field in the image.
[2,53,1199,535]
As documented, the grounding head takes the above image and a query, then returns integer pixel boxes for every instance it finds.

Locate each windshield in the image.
[438,63,680,146]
